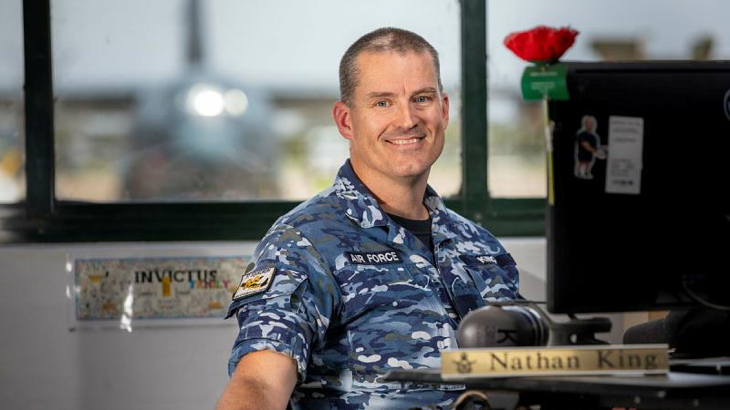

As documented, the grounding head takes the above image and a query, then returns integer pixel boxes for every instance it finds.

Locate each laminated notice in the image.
[605,116,644,195]
[73,256,247,323]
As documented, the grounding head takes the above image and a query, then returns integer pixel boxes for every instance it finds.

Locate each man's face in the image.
[585,117,596,132]
[336,50,449,184]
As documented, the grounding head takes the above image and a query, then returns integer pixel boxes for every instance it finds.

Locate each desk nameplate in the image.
[442,344,669,379]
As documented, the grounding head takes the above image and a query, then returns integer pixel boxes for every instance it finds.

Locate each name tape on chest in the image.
[346,251,403,265]
[232,267,276,300]
[459,254,514,266]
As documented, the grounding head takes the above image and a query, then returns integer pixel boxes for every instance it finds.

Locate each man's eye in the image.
[415,96,432,103]
[375,101,389,107]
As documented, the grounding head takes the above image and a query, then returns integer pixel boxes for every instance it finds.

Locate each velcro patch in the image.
[232,267,276,301]
[346,251,402,265]
[459,254,498,265]
[459,254,516,266]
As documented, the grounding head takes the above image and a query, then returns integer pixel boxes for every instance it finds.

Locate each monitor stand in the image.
[548,313,612,346]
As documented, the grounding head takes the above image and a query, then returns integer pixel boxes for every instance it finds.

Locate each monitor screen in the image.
[547,61,730,314]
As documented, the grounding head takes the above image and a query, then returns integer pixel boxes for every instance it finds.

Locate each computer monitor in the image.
[546,61,730,314]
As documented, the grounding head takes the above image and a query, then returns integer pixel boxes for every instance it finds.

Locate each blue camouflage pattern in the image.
[226,160,519,409]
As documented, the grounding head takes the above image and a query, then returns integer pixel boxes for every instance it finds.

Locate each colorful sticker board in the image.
[73,256,248,322]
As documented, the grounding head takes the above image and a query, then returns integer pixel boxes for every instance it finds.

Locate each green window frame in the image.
[3,0,544,243]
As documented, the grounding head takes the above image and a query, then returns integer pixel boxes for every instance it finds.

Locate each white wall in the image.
[0,238,624,410]
[0,242,253,410]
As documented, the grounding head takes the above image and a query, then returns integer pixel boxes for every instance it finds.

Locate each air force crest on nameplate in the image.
[232,267,276,301]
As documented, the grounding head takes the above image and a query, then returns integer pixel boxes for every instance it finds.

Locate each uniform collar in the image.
[334,160,389,229]
[424,185,459,246]
[334,160,456,236]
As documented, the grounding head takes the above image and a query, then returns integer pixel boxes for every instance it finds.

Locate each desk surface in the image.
[384,369,730,409]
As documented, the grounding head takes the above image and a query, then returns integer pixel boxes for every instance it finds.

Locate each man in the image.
[574,115,605,179]
[217,27,519,410]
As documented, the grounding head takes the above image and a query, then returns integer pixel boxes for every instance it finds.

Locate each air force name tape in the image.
[459,254,515,266]
[232,267,276,301]
[346,250,402,265]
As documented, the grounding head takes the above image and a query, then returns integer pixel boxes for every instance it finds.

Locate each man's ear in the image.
[441,92,450,127]
[333,101,354,141]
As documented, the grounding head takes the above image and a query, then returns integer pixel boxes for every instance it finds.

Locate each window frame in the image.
[3,0,544,243]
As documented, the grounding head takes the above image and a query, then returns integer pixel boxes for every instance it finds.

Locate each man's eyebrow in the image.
[412,87,438,96]
[366,91,396,99]
[365,88,439,99]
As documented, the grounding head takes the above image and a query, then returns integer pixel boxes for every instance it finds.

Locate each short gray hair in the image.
[339,27,443,106]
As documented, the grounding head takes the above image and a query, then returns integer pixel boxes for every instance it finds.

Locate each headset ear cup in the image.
[522,305,549,346]
[457,305,550,348]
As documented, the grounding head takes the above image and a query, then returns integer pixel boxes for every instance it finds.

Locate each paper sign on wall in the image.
[73,256,248,322]
[605,116,644,195]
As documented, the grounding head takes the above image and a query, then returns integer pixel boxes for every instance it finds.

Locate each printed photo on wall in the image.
[574,115,607,180]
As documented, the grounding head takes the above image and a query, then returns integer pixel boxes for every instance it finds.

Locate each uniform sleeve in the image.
[494,253,520,299]
[225,224,340,382]
[475,227,520,301]
[479,229,520,301]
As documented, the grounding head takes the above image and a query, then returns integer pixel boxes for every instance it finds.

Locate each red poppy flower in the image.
[504,26,579,63]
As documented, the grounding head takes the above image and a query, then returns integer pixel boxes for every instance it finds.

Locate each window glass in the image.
[0,0,25,203]
[487,0,730,197]
[52,0,462,202]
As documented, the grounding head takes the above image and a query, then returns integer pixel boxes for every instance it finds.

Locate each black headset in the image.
[456,300,611,348]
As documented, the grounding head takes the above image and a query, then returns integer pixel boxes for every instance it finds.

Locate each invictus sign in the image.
[73,256,248,322]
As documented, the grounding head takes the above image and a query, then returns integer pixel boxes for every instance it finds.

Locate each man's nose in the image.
[395,101,418,130]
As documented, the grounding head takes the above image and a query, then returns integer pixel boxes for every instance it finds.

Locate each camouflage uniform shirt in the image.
[226,160,519,409]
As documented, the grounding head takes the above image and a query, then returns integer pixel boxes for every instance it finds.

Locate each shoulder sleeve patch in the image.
[232,267,276,301]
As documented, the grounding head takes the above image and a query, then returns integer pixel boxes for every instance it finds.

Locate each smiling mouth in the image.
[388,138,423,146]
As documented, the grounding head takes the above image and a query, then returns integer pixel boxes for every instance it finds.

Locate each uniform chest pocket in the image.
[334,263,422,322]
[461,254,519,301]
